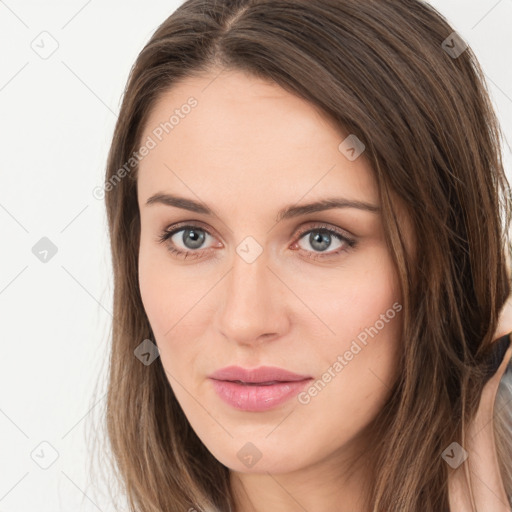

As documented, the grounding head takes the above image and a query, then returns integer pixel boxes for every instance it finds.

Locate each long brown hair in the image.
[95,0,512,510]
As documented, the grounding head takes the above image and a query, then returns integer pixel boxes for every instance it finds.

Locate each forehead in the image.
[137,69,379,207]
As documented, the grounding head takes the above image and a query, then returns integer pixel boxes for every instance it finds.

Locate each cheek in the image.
[304,248,402,349]
[138,242,190,360]
[138,242,170,335]
[138,240,213,368]
[298,250,402,417]
[297,306,402,451]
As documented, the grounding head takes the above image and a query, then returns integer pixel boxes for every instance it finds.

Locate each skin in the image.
[136,67,510,511]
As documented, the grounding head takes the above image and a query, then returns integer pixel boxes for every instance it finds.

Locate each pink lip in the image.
[209,365,312,383]
[208,366,313,412]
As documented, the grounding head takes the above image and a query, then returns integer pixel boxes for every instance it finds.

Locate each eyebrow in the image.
[145,193,380,221]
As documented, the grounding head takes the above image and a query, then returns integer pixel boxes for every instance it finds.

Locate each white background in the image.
[1,1,511,511]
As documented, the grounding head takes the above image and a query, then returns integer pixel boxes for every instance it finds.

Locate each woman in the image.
[100,0,512,510]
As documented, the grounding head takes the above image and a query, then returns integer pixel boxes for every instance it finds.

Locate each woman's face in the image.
[137,68,405,476]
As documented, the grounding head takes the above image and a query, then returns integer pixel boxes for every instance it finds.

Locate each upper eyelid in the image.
[295,223,353,238]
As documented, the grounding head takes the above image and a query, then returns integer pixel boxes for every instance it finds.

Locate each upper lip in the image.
[208,365,313,384]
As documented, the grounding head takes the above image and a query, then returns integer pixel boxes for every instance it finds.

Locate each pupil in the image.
[310,231,331,252]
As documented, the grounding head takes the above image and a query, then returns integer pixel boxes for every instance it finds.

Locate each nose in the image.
[214,246,289,346]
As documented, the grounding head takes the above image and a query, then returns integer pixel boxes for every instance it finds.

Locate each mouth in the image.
[208,376,313,412]
[207,365,313,411]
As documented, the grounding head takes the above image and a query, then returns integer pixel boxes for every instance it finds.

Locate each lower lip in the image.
[209,378,312,412]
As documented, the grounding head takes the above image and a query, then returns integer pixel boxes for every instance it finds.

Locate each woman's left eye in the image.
[292,225,357,259]
[156,223,357,260]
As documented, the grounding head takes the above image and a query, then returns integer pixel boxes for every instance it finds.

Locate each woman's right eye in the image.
[157,225,217,259]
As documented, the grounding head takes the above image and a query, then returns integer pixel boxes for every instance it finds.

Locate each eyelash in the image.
[156,222,357,261]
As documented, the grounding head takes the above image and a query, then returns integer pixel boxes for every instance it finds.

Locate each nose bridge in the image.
[215,240,284,343]
[231,245,269,301]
